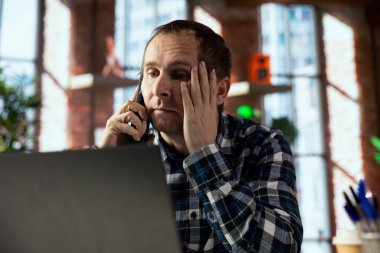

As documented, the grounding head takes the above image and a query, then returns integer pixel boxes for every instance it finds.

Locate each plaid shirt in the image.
[154,113,303,252]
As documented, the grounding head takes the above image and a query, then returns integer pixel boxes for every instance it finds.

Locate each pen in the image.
[358,180,378,232]
[349,185,360,204]
[373,196,378,213]
[358,180,377,219]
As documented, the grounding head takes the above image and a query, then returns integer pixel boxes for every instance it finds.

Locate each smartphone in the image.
[116,78,147,145]
[134,78,152,140]
[135,78,144,106]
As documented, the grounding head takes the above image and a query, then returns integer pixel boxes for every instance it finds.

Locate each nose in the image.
[151,74,171,98]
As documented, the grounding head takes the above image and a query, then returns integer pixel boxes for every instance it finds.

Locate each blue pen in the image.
[344,204,359,222]
[344,190,370,232]
[358,180,377,219]
[358,180,379,232]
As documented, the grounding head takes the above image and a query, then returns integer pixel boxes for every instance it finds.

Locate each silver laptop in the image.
[0,145,181,253]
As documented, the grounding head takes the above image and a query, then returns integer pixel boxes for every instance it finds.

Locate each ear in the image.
[216,77,230,105]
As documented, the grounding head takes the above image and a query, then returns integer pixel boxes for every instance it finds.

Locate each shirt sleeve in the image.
[182,132,303,253]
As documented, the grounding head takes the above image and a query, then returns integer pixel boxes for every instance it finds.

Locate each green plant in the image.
[370,135,380,164]
[0,70,41,152]
[271,117,298,145]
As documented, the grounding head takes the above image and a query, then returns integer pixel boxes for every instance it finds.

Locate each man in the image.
[100,20,303,252]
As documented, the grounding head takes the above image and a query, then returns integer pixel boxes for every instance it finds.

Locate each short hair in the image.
[142,20,232,81]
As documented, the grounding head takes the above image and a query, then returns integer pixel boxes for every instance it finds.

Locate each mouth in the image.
[153,108,175,113]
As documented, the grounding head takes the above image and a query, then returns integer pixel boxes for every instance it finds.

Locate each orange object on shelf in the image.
[248,53,271,84]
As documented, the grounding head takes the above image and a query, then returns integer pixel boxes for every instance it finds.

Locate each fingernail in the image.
[201,61,205,67]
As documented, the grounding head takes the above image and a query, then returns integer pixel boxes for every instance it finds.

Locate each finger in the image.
[181,81,194,115]
[115,111,145,134]
[116,101,148,121]
[210,69,218,106]
[190,66,202,108]
[198,61,210,104]
[113,121,142,141]
[128,113,148,136]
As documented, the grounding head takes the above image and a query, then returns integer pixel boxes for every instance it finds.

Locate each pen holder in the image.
[333,229,361,253]
[361,232,380,253]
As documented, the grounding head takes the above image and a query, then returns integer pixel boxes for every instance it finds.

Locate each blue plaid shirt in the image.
[155,113,303,252]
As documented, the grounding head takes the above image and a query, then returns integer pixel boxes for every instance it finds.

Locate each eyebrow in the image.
[144,60,192,69]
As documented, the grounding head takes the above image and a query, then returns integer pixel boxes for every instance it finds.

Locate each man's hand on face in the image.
[181,61,219,154]
[99,87,148,148]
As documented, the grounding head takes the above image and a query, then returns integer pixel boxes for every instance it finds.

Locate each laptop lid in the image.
[0,145,181,253]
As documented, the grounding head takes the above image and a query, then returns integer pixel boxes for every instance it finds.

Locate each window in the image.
[260,4,331,253]
[0,0,39,92]
[0,0,40,149]
[113,0,187,112]
[115,0,187,80]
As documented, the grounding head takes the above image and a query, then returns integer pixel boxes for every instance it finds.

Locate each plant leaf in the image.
[375,153,380,164]
[370,136,380,151]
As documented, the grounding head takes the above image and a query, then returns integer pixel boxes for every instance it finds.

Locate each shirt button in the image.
[190,211,197,219]
[207,212,215,221]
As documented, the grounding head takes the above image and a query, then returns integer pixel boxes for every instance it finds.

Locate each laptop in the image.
[0,145,182,253]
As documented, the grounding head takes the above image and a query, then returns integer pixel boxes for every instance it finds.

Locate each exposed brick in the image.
[67,0,115,148]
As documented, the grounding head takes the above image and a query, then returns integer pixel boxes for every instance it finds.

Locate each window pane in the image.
[289,6,318,75]
[263,92,293,125]
[0,0,38,60]
[0,0,39,152]
[157,0,186,23]
[293,77,324,155]
[301,241,332,253]
[0,60,35,83]
[113,86,136,113]
[115,0,186,79]
[261,4,291,75]
[296,156,331,240]
[263,76,292,126]
[261,3,329,244]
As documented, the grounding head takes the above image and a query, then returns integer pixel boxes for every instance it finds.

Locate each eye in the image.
[170,70,190,81]
[147,69,159,78]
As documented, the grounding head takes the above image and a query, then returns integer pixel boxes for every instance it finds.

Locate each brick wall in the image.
[67,0,115,149]
[365,7,380,205]
[322,4,380,206]
[70,0,115,74]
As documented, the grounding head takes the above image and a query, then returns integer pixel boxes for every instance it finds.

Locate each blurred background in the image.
[0,0,380,252]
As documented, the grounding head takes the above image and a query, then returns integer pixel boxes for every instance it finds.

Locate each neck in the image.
[159,132,189,157]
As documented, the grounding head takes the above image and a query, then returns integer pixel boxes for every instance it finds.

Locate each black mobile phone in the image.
[135,78,144,106]
[134,79,152,140]
[117,79,147,145]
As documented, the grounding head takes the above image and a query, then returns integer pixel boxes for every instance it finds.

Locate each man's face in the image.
[142,31,199,135]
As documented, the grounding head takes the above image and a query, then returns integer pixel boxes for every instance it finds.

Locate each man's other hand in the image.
[181,61,218,154]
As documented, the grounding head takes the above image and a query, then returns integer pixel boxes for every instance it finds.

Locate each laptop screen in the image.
[0,145,181,253]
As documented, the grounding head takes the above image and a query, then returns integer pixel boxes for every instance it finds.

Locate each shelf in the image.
[69,74,138,90]
[227,81,292,98]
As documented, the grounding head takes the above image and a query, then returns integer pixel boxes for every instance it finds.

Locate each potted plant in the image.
[271,116,298,145]
[0,70,41,152]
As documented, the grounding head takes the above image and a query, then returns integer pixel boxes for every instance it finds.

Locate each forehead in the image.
[144,31,199,67]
